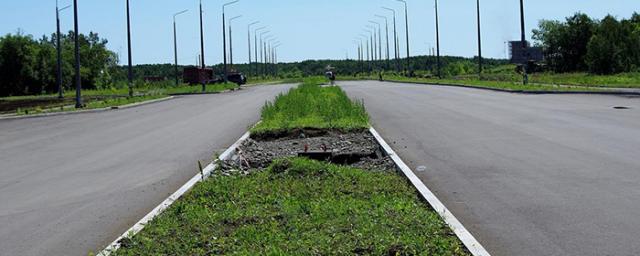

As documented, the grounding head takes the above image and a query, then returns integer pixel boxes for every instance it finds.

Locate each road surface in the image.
[341,80,640,256]
[0,84,293,256]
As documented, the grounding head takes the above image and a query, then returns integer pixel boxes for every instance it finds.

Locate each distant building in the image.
[509,41,543,64]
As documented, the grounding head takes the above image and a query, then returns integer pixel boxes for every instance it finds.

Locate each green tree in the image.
[585,15,638,74]
[533,13,594,72]
[0,33,39,96]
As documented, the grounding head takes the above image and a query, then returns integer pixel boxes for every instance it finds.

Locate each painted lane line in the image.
[98,131,251,256]
[370,127,491,256]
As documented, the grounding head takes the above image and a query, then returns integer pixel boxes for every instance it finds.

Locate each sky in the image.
[0,0,638,65]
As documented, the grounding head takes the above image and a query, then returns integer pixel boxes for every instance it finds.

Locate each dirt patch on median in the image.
[218,130,395,174]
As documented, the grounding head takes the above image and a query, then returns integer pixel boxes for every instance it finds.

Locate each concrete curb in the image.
[98,131,251,256]
[353,79,640,96]
[369,127,491,256]
[0,96,175,121]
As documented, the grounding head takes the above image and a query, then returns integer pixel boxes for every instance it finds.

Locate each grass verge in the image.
[112,158,469,256]
[340,74,609,92]
[251,77,369,136]
[0,83,239,116]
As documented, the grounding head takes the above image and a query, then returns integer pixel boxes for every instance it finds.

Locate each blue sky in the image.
[1,0,637,65]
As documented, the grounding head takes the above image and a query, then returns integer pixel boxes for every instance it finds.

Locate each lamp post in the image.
[375,15,390,70]
[173,10,188,86]
[197,0,207,92]
[228,15,242,68]
[261,33,273,77]
[126,0,133,97]
[273,43,282,76]
[247,21,259,76]
[396,0,410,75]
[382,7,399,72]
[353,39,363,74]
[366,25,377,62]
[369,21,382,65]
[476,0,482,77]
[267,38,276,76]
[268,39,276,76]
[73,0,82,108]
[520,0,528,85]
[363,30,374,73]
[435,0,441,78]
[56,1,71,99]
[222,0,239,83]
[254,26,266,76]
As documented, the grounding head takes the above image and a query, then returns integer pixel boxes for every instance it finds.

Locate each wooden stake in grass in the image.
[197,161,204,181]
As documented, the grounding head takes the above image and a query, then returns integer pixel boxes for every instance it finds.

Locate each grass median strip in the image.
[251,77,369,137]
[107,78,470,255]
[113,158,469,255]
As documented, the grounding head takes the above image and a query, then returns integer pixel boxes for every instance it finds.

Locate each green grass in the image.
[341,74,609,92]
[251,77,369,136]
[0,82,241,116]
[11,94,167,116]
[112,158,469,256]
[340,67,640,91]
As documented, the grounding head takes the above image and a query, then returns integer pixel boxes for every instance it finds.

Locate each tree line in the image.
[0,31,118,97]
[533,12,640,74]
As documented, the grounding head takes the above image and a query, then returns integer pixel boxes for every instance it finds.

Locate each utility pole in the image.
[477,0,482,77]
[397,0,410,75]
[248,21,259,77]
[173,10,188,86]
[56,1,70,99]
[520,0,528,85]
[126,0,133,97]
[435,0,441,78]
[73,0,82,108]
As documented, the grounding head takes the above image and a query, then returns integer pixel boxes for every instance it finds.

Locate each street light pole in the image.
[520,0,528,85]
[369,21,382,66]
[435,0,441,78]
[56,1,70,99]
[126,0,133,97]
[375,15,390,70]
[228,15,242,68]
[382,7,399,72]
[367,25,377,63]
[477,0,482,77]
[173,10,188,86]
[222,0,239,83]
[199,0,205,69]
[73,0,82,108]
[261,33,272,77]
[397,0,410,75]
[247,21,259,76]
[254,26,266,77]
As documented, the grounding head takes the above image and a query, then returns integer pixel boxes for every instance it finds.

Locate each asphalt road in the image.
[341,81,640,256]
[0,84,292,256]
